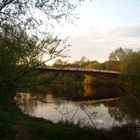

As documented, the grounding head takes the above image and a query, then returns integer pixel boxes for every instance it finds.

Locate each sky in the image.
[52,0,140,63]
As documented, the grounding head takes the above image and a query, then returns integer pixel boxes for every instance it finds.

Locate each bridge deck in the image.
[36,67,121,77]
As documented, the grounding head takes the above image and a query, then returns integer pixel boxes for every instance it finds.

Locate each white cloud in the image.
[111,24,140,38]
[66,24,140,62]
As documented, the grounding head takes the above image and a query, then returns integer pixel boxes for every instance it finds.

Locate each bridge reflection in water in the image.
[15,68,137,128]
[15,83,139,128]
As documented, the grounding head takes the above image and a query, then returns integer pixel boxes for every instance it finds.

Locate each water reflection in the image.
[15,84,140,128]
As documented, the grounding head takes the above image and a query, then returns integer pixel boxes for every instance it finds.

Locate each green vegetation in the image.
[0,91,139,140]
[107,47,140,93]
[44,48,140,90]
[0,24,69,88]
[0,92,107,140]
[0,0,81,88]
[0,1,140,139]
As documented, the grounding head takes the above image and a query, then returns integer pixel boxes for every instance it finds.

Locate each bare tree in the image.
[0,0,87,88]
[0,0,84,33]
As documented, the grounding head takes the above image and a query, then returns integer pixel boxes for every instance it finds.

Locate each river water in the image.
[15,84,140,128]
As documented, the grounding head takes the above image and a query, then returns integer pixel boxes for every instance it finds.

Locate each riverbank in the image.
[0,95,139,140]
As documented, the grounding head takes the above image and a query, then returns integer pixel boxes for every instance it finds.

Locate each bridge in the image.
[36,67,121,79]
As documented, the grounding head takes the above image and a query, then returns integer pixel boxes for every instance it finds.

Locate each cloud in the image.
[66,24,140,62]
[111,24,140,38]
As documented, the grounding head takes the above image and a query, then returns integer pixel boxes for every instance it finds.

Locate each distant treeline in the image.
[38,47,140,90]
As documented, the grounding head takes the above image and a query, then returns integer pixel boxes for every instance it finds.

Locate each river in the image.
[14,84,140,128]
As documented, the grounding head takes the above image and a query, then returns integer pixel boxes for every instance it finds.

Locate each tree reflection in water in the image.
[15,84,140,128]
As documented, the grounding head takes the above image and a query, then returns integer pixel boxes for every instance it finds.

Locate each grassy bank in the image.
[0,95,139,140]
[0,95,107,140]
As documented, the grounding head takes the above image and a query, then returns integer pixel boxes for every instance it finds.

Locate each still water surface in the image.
[15,84,140,128]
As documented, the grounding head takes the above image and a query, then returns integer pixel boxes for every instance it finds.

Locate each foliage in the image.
[109,47,132,62]
[84,75,96,86]
[108,47,140,91]
[119,51,140,74]
[0,94,108,140]
[0,92,139,140]
[0,25,68,87]
[79,56,89,67]
[107,47,133,71]
[119,51,140,89]
[110,47,140,75]
[53,59,68,68]
[85,60,102,69]
[106,60,119,71]
[83,62,96,85]
[0,0,87,88]
[0,0,84,33]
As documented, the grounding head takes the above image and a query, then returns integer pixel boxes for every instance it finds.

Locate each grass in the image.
[0,95,107,140]
[0,94,139,140]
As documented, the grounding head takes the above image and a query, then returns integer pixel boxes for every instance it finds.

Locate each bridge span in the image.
[36,67,121,78]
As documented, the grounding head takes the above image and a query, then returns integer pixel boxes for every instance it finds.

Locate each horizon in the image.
[45,0,140,65]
